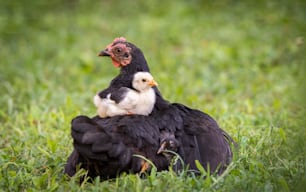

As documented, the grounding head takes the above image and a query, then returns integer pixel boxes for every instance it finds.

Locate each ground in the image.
[0,0,305,191]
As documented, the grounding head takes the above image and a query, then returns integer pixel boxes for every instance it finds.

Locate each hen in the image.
[93,71,158,118]
[64,37,235,180]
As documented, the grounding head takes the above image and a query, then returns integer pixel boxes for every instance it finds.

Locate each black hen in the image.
[64,37,235,179]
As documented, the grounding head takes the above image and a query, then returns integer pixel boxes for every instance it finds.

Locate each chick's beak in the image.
[148,80,158,87]
[98,49,111,57]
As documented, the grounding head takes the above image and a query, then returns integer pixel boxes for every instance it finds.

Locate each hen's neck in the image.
[120,51,150,75]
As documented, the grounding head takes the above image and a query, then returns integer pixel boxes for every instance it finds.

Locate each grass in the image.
[0,0,305,191]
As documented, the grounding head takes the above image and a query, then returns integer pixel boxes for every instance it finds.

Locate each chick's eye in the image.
[142,79,146,82]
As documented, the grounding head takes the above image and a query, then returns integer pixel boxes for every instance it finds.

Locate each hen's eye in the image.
[114,48,122,53]
[142,79,146,82]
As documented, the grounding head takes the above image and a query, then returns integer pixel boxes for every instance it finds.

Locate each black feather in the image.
[109,87,130,103]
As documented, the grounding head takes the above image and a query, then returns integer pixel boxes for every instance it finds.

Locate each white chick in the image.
[94,72,158,118]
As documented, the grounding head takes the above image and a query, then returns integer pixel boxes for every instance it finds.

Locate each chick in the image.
[94,72,158,118]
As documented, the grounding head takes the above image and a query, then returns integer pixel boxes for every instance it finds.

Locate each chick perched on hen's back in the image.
[94,71,158,118]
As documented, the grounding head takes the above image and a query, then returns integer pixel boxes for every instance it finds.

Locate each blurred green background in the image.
[0,0,305,191]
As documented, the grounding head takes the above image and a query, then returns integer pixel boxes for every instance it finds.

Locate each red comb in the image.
[112,37,126,44]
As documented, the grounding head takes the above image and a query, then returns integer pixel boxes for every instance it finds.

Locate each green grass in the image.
[1,0,305,191]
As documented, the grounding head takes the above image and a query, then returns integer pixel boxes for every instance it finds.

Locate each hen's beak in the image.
[157,142,166,154]
[148,80,158,87]
[98,49,111,57]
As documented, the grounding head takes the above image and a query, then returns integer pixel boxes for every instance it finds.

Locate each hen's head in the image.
[98,37,150,72]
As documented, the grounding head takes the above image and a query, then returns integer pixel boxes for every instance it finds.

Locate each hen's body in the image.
[65,38,235,179]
